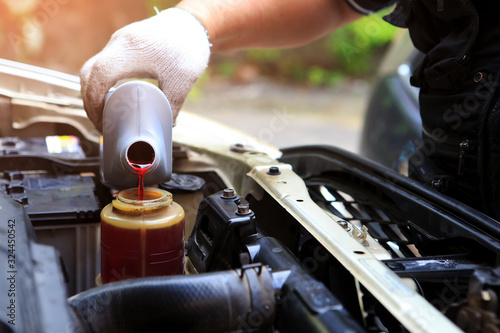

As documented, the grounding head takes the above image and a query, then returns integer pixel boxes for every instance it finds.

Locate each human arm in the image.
[80,0,362,130]
[176,0,362,52]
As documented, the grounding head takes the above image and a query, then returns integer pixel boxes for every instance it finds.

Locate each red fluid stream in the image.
[127,141,155,200]
[130,163,151,200]
[100,141,185,284]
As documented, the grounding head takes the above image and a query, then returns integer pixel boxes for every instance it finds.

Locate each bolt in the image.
[474,71,484,83]
[338,220,349,229]
[431,179,442,189]
[236,204,251,215]
[230,143,252,153]
[221,188,236,199]
[267,166,281,175]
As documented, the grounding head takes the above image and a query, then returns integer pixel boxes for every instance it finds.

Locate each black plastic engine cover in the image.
[0,193,79,333]
[187,190,365,333]
[188,190,256,272]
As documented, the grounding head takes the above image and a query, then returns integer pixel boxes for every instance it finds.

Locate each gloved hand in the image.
[80,8,211,131]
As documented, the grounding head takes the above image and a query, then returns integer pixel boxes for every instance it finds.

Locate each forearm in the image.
[176,0,362,52]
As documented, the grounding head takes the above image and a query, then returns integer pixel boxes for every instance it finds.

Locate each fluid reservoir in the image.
[100,187,185,284]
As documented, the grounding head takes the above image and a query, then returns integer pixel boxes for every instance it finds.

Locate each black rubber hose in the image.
[68,268,275,333]
[246,236,366,333]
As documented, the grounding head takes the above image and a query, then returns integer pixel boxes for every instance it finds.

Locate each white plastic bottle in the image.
[100,81,173,189]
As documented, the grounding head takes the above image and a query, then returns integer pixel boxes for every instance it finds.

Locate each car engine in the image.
[1,59,500,333]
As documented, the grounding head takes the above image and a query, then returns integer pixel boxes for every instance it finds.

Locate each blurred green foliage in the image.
[327,11,398,76]
[216,61,238,77]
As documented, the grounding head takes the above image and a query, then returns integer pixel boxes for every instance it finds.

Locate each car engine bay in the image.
[1,59,500,333]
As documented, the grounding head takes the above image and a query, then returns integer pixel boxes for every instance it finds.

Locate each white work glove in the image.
[80,8,211,131]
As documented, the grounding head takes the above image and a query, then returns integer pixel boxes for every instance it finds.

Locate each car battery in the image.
[1,135,86,159]
[0,135,109,295]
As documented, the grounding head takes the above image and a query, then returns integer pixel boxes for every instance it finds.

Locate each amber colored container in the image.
[100,187,185,284]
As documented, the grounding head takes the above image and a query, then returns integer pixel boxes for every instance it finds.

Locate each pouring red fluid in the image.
[99,82,181,284]
[127,141,155,200]
[99,139,185,284]
[130,164,149,200]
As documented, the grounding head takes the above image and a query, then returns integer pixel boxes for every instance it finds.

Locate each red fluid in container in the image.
[100,188,185,284]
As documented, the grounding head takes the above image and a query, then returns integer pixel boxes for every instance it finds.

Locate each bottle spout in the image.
[100,81,173,189]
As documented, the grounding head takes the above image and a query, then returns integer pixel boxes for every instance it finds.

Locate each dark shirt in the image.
[346,0,500,217]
